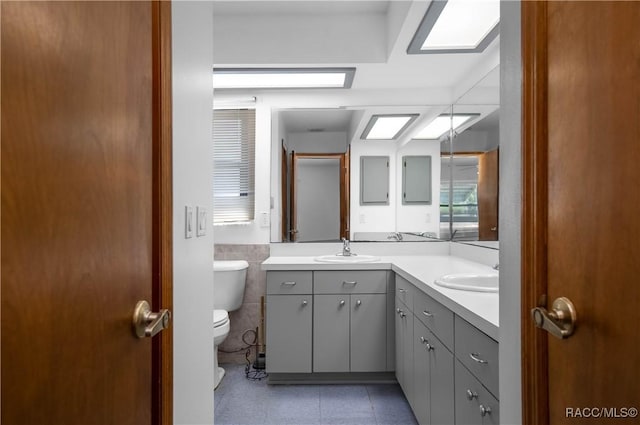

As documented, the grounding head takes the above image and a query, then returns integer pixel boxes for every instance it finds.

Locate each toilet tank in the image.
[213,260,248,311]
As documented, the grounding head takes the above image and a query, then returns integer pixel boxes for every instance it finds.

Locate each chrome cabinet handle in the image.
[469,353,488,364]
[426,343,434,351]
[302,300,308,306]
[398,288,406,293]
[399,311,406,318]
[342,281,357,285]
[479,404,492,417]
[355,299,362,307]
[422,310,433,317]
[339,300,345,306]
[282,281,297,286]
[466,389,478,401]
[396,308,401,314]
[420,336,426,344]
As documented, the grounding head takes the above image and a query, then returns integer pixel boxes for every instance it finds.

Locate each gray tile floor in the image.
[214,364,418,425]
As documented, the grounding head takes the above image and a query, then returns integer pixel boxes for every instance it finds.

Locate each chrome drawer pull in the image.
[339,300,346,306]
[420,336,427,344]
[469,352,488,364]
[302,300,308,306]
[479,404,492,417]
[422,311,433,317]
[466,389,478,401]
[342,281,358,285]
[282,281,297,286]
[426,343,434,351]
[398,288,406,293]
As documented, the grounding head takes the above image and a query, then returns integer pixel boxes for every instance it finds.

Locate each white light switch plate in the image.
[259,211,270,228]
[185,205,193,239]
[196,206,207,237]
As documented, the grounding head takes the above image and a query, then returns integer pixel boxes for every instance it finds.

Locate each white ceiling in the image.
[213,1,390,16]
[212,0,501,144]
[280,109,354,133]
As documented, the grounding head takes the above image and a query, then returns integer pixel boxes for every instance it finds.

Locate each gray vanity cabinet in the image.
[266,271,313,373]
[413,320,454,425]
[313,271,388,373]
[350,293,387,372]
[395,297,413,397]
[455,360,499,425]
[265,294,312,373]
[313,294,350,372]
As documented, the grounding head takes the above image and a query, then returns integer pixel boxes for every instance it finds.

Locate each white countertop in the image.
[261,255,499,340]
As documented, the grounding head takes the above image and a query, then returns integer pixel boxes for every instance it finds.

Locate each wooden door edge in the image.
[152,2,173,425]
[521,2,549,424]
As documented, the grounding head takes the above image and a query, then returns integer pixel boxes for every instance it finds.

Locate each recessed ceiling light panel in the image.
[414,114,479,139]
[361,114,419,140]
[408,0,500,54]
[213,68,356,89]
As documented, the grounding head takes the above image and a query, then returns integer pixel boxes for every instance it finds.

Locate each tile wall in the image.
[214,244,270,364]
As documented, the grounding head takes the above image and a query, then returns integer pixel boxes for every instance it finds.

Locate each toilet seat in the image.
[214,309,229,328]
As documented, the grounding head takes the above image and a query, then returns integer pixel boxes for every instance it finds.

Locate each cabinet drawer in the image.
[267,271,313,295]
[413,289,454,350]
[455,360,500,425]
[314,270,386,294]
[455,316,499,397]
[395,275,413,309]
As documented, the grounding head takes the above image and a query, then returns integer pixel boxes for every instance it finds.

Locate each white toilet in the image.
[213,260,248,389]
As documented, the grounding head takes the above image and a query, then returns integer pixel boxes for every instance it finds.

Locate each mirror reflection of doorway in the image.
[289,152,349,242]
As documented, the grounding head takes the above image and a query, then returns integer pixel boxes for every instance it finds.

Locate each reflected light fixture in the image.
[414,114,478,139]
[361,114,419,140]
[408,0,500,54]
[213,68,356,89]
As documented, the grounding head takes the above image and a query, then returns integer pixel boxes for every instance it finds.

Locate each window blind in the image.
[213,109,256,223]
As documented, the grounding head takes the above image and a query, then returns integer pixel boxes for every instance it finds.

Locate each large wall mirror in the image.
[446,66,500,243]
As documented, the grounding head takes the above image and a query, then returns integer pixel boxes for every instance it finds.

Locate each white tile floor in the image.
[214,364,418,425]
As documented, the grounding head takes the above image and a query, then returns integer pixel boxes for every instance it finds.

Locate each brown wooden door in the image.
[1,2,171,424]
[522,2,640,424]
[478,149,498,241]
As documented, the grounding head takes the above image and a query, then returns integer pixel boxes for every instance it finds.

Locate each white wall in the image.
[213,102,272,245]
[296,159,341,242]
[171,2,214,424]
[288,131,347,154]
[499,1,522,423]
[350,139,441,236]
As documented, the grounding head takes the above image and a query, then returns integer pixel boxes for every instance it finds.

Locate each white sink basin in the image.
[434,273,499,292]
[314,254,381,263]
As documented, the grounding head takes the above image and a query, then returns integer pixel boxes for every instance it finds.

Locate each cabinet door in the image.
[313,294,350,372]
[413,319,430,425]
[350,294,387,372]
[395,299,414,398]
[429,333,454,425]
[402,155,432,205]
[360,156,389,205]
[266,295,312,373]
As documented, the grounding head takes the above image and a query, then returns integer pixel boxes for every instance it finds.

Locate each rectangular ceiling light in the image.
[414,114,478,139]
[408,0,499,54]
[361,114,419,140]
[213,68,356,89]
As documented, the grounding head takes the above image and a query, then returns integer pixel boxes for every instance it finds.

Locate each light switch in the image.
[259,211,270,228]
[185,205,193,239]
[196,206,207,237]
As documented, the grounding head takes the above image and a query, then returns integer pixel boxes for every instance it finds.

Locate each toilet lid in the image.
[214,309,229,327]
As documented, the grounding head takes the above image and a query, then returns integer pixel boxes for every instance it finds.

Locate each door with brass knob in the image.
[133,301,172,338]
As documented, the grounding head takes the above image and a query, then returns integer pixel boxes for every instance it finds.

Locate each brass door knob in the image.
[531,296,577,339]
[132,300,171,338]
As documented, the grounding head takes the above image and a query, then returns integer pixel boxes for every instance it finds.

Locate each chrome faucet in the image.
[387,232,403,241]
[341,238,352,256]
